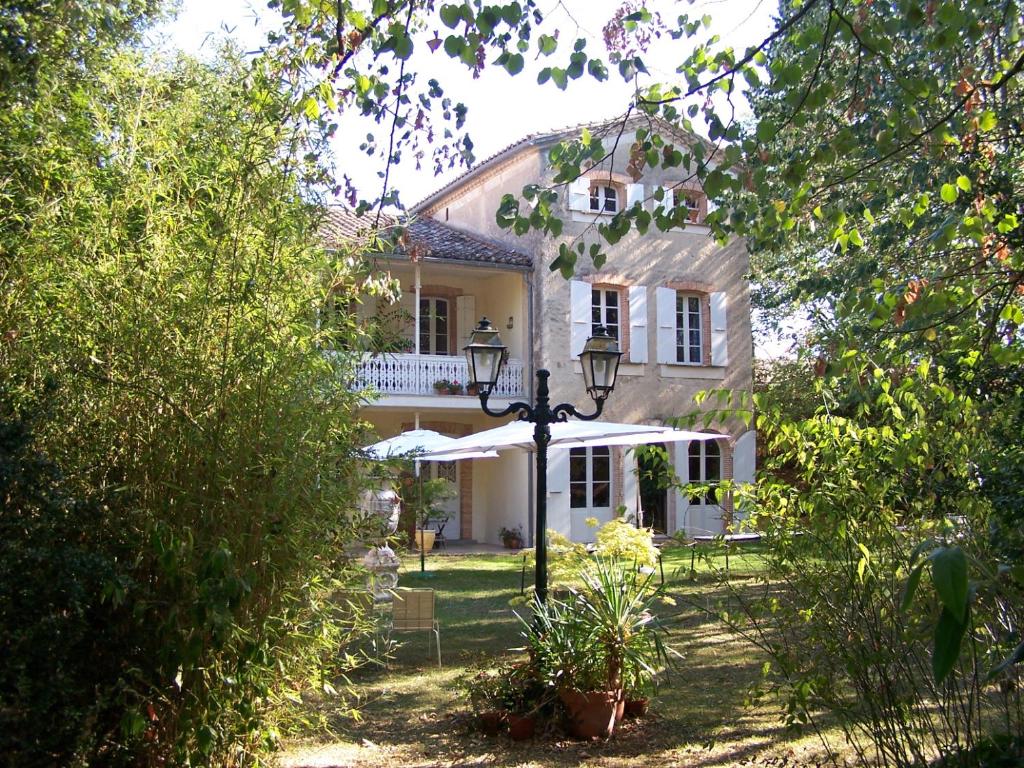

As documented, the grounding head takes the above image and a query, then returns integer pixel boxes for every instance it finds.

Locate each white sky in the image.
[153,0,797,357]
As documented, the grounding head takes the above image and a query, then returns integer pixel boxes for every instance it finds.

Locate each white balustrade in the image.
[354,353,525,398]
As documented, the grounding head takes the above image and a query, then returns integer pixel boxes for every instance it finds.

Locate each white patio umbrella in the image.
[363,429,497,461]
[571,426,729,450]
[415,420,724,459]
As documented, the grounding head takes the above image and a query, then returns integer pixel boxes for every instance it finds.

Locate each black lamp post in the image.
[463,317,622,604]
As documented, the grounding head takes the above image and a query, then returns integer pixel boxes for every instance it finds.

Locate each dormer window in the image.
[589,184,619,214]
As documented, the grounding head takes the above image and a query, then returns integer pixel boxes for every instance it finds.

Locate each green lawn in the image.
[279,545,839,767]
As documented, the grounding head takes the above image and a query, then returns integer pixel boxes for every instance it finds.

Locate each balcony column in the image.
[413,263,421,355]
[414,263,422,392]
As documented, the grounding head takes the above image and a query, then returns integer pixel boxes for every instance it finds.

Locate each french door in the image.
[419,297,449,355]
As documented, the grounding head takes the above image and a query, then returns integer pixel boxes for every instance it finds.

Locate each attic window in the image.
[589,184,619,214]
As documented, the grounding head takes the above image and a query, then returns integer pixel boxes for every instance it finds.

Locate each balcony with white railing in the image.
[354,353,526,400]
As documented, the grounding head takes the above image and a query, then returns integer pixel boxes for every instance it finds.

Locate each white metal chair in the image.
[391,588,441,667]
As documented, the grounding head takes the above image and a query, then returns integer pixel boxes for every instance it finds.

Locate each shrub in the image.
[727,356,1024,767]
[594,518,659,568]
[0,49,383,765]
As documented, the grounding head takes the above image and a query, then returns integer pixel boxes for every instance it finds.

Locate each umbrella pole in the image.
[417,459,426,573]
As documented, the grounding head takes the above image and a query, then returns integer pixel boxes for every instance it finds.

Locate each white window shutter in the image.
[673,443,690,535]
[709,291,729,366]
[569,178,589,211]
[622,451,640,524]
[546,449,571,539]
[655,286,676,364]
[733,430,756,484]
[569,279,590,359]
[625,183,644,209]
[627,285,648,363]
[456,295,476,349]
[400,290,417,348]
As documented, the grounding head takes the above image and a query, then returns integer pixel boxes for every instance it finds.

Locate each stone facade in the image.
[409,117,756,539]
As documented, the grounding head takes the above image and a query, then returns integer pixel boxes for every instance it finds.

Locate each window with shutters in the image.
[687,440,720,505]
[569,446,612,509]
[675,292,703,364]
[589,183,619,214]
[591,287,621,340]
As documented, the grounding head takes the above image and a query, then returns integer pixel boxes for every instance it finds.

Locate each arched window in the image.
[687,440,720,505]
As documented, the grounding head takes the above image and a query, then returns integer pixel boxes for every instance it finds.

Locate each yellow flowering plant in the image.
[594,518,659,569]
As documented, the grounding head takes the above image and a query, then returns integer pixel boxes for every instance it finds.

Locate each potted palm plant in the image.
[524,558,672,738]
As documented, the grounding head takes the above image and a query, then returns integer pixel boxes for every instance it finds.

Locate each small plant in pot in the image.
[502,660,552,741]
[499,525,523,549]
[622,664,656,717]
[460,667,509,735]
[432,378,451,393]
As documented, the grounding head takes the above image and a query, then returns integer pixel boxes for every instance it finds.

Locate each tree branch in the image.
[637,0,824,106]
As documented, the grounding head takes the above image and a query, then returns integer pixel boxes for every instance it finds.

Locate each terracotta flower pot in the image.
[478,710,506,735]
[559,688,620,739]
[506,713,536,740]
[624,697,649,717]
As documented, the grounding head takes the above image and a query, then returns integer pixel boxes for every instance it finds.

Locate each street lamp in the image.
[463,316,623,604]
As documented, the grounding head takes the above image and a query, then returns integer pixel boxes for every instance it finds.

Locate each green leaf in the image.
[303,96,320,120]
[940,183,958,203]
[392,32,413,60]
[587,58,608,81]
[443,35,464,57]
[933,606,967,683]
[955,175,971,192]
[755,119,777,143]
[978,110,997,132]
[503,53,523,75]
[439,4,462,28]
[900,562,925,613]
[538,34,557,55]
[930,546,968,622]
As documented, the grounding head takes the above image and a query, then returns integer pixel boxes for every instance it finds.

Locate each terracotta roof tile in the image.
[321,207,531,269]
